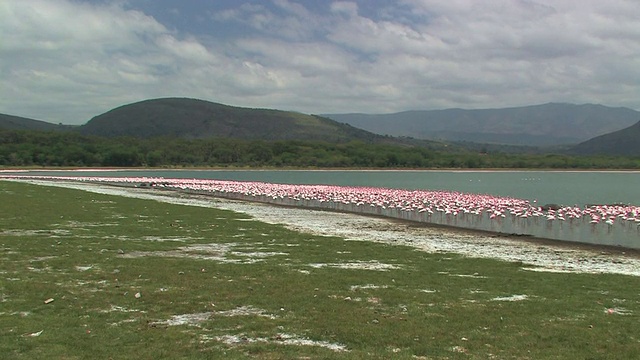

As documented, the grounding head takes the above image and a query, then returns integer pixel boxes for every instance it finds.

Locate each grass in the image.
[1,180,639,359]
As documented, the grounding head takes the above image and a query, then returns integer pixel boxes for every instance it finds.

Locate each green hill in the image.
[569,121,640,156]
[0,113,75,132]
[78,98,385,143]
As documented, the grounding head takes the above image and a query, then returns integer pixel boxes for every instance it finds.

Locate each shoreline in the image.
[3,174,640,249]
[2,167,640,173]
[5,178,640,277]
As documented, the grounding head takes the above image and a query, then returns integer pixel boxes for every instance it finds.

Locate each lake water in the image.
[8,169,640,207]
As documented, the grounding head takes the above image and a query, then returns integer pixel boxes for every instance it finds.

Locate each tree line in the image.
[1,129,639,169]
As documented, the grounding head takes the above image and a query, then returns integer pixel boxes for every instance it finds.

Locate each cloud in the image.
[1,0,177,122]
[1,0,639,124]
[330,1,359,17]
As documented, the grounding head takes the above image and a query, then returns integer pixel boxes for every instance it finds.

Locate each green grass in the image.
[1,181,639,359]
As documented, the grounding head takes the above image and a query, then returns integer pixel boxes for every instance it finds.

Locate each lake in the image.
[7,169,640,207]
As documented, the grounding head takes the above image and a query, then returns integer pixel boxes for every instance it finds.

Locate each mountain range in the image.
[323,103,639,147]
[1,98,639,156]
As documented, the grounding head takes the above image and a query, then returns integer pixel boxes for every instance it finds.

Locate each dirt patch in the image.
[64,221,120,228]
[140,236,196,242]
[1,229,72,237]
[216,305,278,319]
[75,265,94,272]
[605,307,633,315]
[491,294,529,301]
[121,243,230,262]
[118,242,287,264]
[31,256,57,262]
[212,333,349,352]
[102,305,145,313]
[151,306,278,327]
[350,284,389,291]
[154,312,213,327]
[308,261,401,271]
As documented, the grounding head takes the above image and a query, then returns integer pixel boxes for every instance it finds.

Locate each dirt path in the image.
[12,179,640,277]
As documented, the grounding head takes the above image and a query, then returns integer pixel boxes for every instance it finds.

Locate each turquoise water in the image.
[6,169,640,207]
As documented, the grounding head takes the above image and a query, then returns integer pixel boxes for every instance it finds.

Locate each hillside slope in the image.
[79,98,386,143]
[0,113,74,132]
[569,121,640,156]
[324,103,640,146]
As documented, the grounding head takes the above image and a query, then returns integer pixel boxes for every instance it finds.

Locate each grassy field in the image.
[1,181,639,359]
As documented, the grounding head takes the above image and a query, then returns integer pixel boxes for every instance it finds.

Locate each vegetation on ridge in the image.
[1,129,639,169]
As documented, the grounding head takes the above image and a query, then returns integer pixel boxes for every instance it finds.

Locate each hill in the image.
[324,103,640,146]
[568,121,640,156]
[0,113,75,132]
[78,98,389,143]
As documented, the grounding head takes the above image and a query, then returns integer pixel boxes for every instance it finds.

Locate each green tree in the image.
[103,148,142,167]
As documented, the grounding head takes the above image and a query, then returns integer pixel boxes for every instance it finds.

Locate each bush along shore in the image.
[2,174,639,249]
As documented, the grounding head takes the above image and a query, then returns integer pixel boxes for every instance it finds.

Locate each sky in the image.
[2,0,640,125]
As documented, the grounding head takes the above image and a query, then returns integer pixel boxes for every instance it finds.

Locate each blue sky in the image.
[2,0,640,124]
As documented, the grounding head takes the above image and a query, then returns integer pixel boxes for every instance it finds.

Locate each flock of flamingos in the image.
[3,175,639,229]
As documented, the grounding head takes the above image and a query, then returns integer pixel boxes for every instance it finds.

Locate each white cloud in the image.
[1,0,639,124]
[330,1,359,17]
[1,0,175,122]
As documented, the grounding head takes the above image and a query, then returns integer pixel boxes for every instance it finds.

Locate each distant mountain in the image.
[78,98,391,143]
[568,121,640,156]
[324,103,640,146]
[0,113,75,132]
